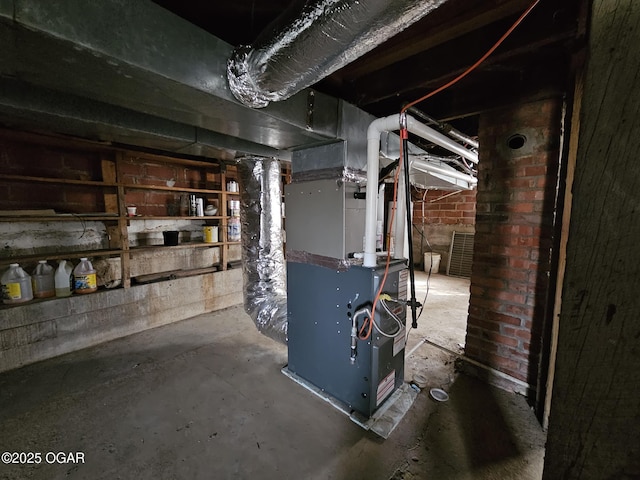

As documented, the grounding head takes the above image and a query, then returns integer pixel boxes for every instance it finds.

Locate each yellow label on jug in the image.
[74,273,97,291]
[3,282,21,300]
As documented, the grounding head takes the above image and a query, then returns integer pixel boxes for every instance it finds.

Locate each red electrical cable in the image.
[358,0,540,340]
[401,0,541,114]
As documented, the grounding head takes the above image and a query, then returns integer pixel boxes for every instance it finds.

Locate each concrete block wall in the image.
[0,268,243,373]
[412,189,476,271]
[466,96,562,392]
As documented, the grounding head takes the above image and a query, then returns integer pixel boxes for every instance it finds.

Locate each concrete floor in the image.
[0,272,545,480]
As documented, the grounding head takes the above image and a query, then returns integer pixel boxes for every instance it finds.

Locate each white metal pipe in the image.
[411,158,478,185]
[394,158,407,260]
[364,114,477,267]
[406,116,479,164]
[364,115,402,267]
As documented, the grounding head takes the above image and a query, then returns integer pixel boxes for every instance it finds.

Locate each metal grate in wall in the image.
[447,231,474,278]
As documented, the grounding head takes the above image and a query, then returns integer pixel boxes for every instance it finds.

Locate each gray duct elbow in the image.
[239,156,288,344]
[227,0,449,108]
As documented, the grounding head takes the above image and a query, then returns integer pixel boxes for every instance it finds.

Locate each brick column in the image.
[465,96,562,392]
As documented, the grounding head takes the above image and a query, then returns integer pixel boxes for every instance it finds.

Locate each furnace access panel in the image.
[287,260,408,417]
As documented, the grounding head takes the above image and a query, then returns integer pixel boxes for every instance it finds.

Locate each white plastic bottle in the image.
[55,260,73,298]
[32,260,55,298]
[1,263,34,304]
[73,258,97,294]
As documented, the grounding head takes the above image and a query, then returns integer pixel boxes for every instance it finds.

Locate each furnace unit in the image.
[284,138,408,418]
[287,260,407,417]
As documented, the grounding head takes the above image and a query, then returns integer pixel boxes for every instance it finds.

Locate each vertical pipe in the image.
[365,114,402,267]
[401,124,418,328]
[364,114,477,266]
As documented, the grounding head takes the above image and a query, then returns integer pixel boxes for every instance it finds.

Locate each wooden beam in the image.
[353,23,575,108]
[340,0,532,78]
[543,61,584,432]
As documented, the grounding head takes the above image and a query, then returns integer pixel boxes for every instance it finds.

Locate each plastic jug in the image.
[32,260,55,298]
[73,258,97,294]
[1,263,34,304]
[55,260,73,298]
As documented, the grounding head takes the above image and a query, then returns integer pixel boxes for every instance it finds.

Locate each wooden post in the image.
[543,0,640,477]
[220,165,228,271]
[115,152,131,288]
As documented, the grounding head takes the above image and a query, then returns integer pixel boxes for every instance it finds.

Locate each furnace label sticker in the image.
[376,370,395,406]
[393,327,406,357]
[398,269,408,301]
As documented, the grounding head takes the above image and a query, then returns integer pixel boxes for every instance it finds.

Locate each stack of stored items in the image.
[1,258,98,305]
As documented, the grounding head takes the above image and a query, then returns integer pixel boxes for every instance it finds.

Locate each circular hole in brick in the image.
[507,134,527,150]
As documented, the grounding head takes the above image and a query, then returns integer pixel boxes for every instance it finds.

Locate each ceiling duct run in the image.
[227,0,450,108]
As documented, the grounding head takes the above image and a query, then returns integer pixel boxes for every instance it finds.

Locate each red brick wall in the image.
[0,137,221,217]
[413,189,477,225]
[466,97,562,388]
[121,155,220,216]
[0,139,106,214]
[412,189,476,271]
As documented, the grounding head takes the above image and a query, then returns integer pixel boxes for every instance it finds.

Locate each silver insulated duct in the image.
[227,0,449,108]
[239,156,288,344]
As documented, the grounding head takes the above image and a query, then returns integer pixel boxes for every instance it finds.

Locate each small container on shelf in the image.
[203,226,218,243]
[204,205,218,216]
[228,200,240,217]
[228,217,241,242]
[162,230,179,246]
[73,258,97,294]
[1,263,34,305]
[189,194,198,216]
[55,260,73,297]
[32,260,55,298]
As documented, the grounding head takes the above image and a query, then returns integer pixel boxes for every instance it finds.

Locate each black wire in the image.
[401,132,418,329]
[379,159,400,185]
[411,224,432,320]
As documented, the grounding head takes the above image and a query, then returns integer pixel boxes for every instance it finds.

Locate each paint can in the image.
[203,226,218,243]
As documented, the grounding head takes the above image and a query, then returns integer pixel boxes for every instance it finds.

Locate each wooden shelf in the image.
[0,214,120,222]
[0,129,257,300]
[0,173,118,188]
[121,183,224,194]
[126,215,223,221]
[0,248,124,266]
[129,242,223,252]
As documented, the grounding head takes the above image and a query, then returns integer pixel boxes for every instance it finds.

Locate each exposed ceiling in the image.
[153,0,585,129]
[0,0,585,160]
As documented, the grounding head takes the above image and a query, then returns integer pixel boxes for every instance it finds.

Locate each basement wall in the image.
[465,96,562,393]
[412,188,476,272]
[0,269,242,373]
[0,132,245,373]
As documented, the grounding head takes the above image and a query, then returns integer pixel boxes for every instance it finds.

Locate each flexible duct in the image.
[238,156,288,344]
[227,0,449,108]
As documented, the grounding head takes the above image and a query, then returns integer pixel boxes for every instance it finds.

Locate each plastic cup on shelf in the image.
[127,206,137,217]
